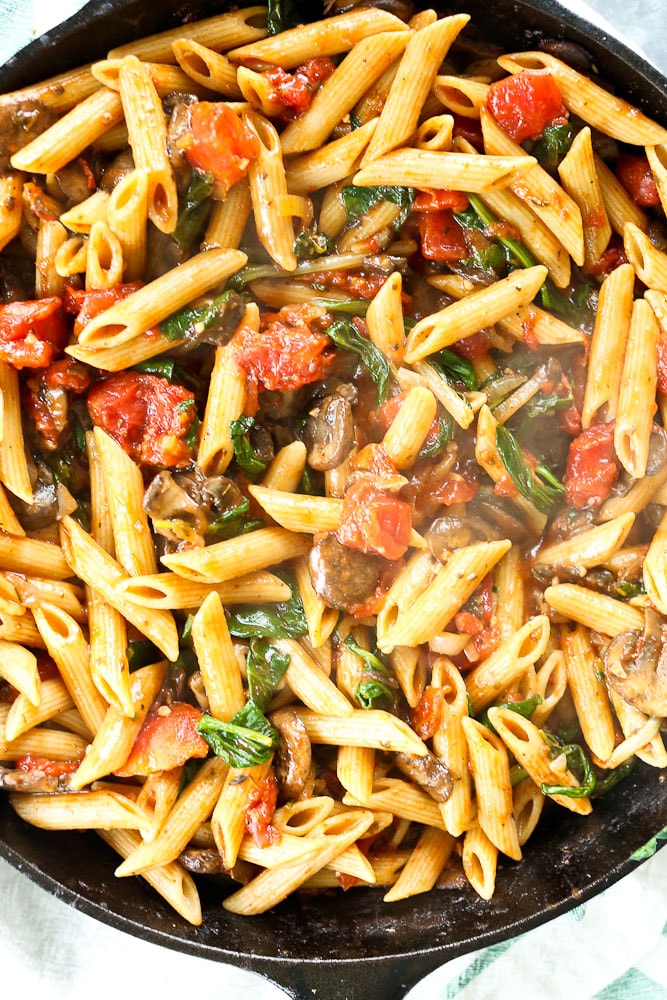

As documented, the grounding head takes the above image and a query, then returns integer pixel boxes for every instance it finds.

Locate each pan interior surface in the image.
[0,0,666,978]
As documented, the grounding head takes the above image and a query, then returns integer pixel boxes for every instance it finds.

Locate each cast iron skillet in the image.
[1,3,667,998]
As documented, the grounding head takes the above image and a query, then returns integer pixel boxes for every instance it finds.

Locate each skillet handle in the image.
[256,952,447,1000]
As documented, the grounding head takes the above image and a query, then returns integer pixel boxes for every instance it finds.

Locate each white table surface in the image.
[1,2,667,998]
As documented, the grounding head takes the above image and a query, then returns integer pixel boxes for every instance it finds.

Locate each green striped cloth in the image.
[0,2,666,998]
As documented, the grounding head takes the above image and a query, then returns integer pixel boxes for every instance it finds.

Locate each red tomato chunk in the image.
[563,421,621,508]
[64,281,144,336]
[418,209,468,262]
[264,57,335,120]
[337,480,412,560]
[616,154,661,208]
[87,371,197,469]
[487,70,565,142]
[116,702,209,778]
[232,304,335,393]
[183,102,260,197]
[0,297,67,369]
[245,772,280,848]
[15,754,80,776]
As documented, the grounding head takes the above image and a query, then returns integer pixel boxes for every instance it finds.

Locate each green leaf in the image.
[227,571,308,639]
[417,412,454,459]
[311,298,370,317]
[495,424,565,514]
[591,759,634,798]
[207,497,264,541]
[524,388,574,418]
[631,825,667,861]
[541,739,596,799]
[341,184,415,230]
[173,170,214,249]
[293,226,332,260]
[479,694,543,733]
[134,358,176,381]
[159,290,238,343]
[461,195,536,270]
[198,704,279,768]
[325,317,391,403]
[343,634,389,677]
[531,123,574,170]
[429,348,479,391]
[246,638,291,713]
[616,580,647,600]
[266,0,307,34]
[539,278,596,329]
[355,678,395,710]
[230,415,269,480]
[127,639,160,671]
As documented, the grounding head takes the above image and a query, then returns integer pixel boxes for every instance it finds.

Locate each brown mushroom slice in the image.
[0,100,58,174]
[393,751,453,803]
[309,532,380,614]
[178,848,253,883]
[425,515,494,562]
[304,393,355,472]
[603,609,667,717]
[270,708,315,801]
[0,765,74,793]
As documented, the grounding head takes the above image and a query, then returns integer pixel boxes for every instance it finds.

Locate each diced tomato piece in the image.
[64,281,144,337]
[455,610,484,636]
[469,624,501,661]
[658,335,667,396]
[14,754,80,776]
[436,471,479,505]
[115,702,209,778]
[587,234,628,277]
[182,103,260,197]
[616,154,661,208]
[245,772,280,848]
[264,57,335,121]
[0,297,68,369]
[449,330,491,360]
[23,358,92,449]
[351,443,400,479]
[413,189,469,213]
[232,303,335,393]
[418,209,468,262]
[411,686,445,740]
[563,421,621,508]
[337,479,412,560]
[487,70,565,142]
[87,371,197,469]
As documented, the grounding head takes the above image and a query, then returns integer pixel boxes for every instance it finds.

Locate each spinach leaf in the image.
[246,638,291,713]
[341,184,415,230]
[355,678,396,710]
[531,123,574,170]
[429,347,479,391]
[207,497,264,541]
[198,703,279,768]
[311,298,370,317]
[495,424,565,514]
[227,572,308,639]
[461,195,536,270]
[616,580,646,600]
[540,738,596,798]
[266,0,312,35]
[417,412,454,459]
[592,759,634,797]
[173,170,214,249]
[524,387,574,418]
[343,634,397,711]
[325,317,391,403]
[127,639,160,671]
[479,693,543,733]
[230,415,269,480]
[293,226,332,260]
[159,290,238,344]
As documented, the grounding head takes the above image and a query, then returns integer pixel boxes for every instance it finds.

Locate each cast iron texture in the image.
[1,3,667,999]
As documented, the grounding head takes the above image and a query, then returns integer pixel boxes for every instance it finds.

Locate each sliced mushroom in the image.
[172,290,246,352]
[270,708,315,801]
[426,515,494,562]
[538,39,593,74]
[54,159,94,204]
[0,253,36,302]
[309,532,380,614]
[0,100,58,174]
[9,462,58,530]
[393,751,452,803]
[98,148,135,193]
[469,489,529,544]
[0,764,74,793]
[603,608,667,717]
[304,393,355,471]
[178,848,253,883]
[143,470,208,534]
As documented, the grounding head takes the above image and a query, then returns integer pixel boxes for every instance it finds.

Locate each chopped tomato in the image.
[469,624,501,661]
[413,189,469,213]
[337,873,361,891]
[0,297,68,369]
[487,70,565,142]
[337,479,412,560]
[657,335,667,396]
[23,359,91,450]
[14,754,79,776]
[64,281,144,337]
[411,686,445,740]
[616,154,661,208]
[449,330,491,361]
[418,209,468,262]
[455,610,484,636]
[436,471,479,505]
[23,181,59,222]
[115,702,209,778]
[351,442,400,479]
[563,421,621,508]
[264,57,335,121]
[182,102,260,197]
[245,772,280,848]
[232,303,335,393]
[87,371,197,469]
[587,234,628,277]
